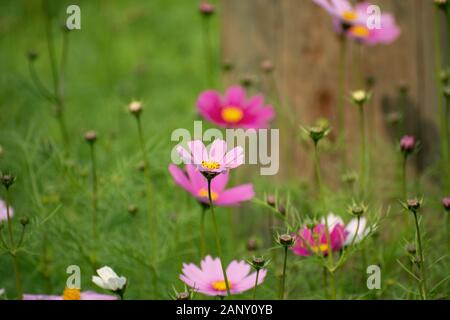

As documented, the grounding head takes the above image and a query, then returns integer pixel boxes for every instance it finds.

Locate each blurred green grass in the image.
[0,0,448,300]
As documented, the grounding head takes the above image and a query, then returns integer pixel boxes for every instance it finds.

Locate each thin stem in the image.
[445,97,450,194]
[89,143,98,265]
[337,37,347,168]
[202,16,213,87]
[358,106,367,200]
[313,142,323,198]
[413,211,428,299]
[402,154,407,199]
[280,246,288,300]
[322,266,328,299]
[252,269,260,300]
[328,269,336,300]
[5,191,23,299]
[208,178,231,296]
[135,116,157,259]
[200,206,206,258]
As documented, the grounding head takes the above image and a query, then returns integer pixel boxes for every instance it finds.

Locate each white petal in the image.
[92,276,107,290]
[96,266,118,281]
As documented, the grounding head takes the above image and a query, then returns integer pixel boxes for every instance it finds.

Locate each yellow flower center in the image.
[63,288,81,300]
[212,280,231,291]
[198,188,219,201]
[342,11,358,22]
[201,160,221,171]
[221,106,244,124]
[311,243,329,255]
[349,25,370,38]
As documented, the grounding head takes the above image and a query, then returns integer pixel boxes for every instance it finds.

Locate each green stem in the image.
[402,154,407,199]
[445,97,450,195]
[5,191,23,299]
[136,116,157,259]
[313,142,323,199]
[200,206,206,258]
[328,269,336,300]
[280,246,288,300]
[322,266,328,299]
[413,211,428,299]
[337,37,347,166]
[202,16,213,87]
[208,178,231,296]
[89,143,98,265]
[252,269,260,300]
[358,106,367,200]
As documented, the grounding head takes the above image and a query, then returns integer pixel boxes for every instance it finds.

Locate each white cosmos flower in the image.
[92,266,127,292]
[344,217,372,246]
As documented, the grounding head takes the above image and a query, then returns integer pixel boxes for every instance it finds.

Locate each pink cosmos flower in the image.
[169,164,254,206]
[176,139,244,174]
[23,288,117,300]
[197,86,275,129]
[313,0,400,45]
[292,215,348,257]
[180,255,267,296]
[400,135,416,153]
[0,199,13,222]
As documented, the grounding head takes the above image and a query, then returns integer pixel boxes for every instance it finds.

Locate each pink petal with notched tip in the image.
[188,140,208,165]
[224,86,246,106]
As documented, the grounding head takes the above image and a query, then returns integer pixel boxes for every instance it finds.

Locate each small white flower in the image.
[351,90,370,105]
[92,266,127,292]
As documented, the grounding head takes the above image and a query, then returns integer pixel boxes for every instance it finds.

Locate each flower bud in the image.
[266,194,276,207]
[406,198,421,211]
[349,203,367,217]
[278,234,294,247]
[440,69,449,84]
[434,0,448,10]
[341,171,358,184]
[1,173,16,190]
[442,197,450,211]
[240,74,255,88]
[128,204,138,216]
[137,160,146,172]
[303,125,330,144]
[128,101,143,116]
[27,50,39,62]
[84,131,97,144]
[20,217,30,226]
[278,205,286,216]
[386,111,402,125]
[400,135,416,154]
[405,243,416,255]
[261,60,274,73]
[176,292,190,300]
[365,76,376,89]
[351,90,370,106]
[199,2,215,16]
[252,256,266,269]
[443,86,450,99]
[222,59,234,72]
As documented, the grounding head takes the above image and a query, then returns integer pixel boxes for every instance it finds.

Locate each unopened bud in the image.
[199,2,215,16]
[20,217,30,226]
[27,50,39,62]
[279,234,294,247]
[266,194,276,207]
[246,238,258,251]
[128,101,143,116]
[176,292,190,300]
[261,60,274,73]
[1,174,16,190]
[406,198,421,211]
[84,131,97,144]
[351,90,370,106]
[405,243,416,255]
[128,204,138,216]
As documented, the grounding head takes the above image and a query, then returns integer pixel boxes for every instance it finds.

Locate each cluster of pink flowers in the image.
[313,0,400,45]
[292,214,370,257]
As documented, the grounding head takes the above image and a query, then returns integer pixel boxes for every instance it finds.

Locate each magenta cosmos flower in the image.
[197,86,275,129]
[0,199,13,222]
[313,0,400,45]
[23,288,117,300]
[292,214,349,256]
[176,139,244,174]
[169,164,254,206]
[180,256,267,296]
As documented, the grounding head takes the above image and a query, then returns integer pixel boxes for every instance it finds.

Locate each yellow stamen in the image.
[201,160,221,171]
[221,106,244,124]
[349,25,370,38]
[63,288,81,300]
[311,244,329,255]
[342,11,358,22]
[212,280,231,291]
[198,188,219,201]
